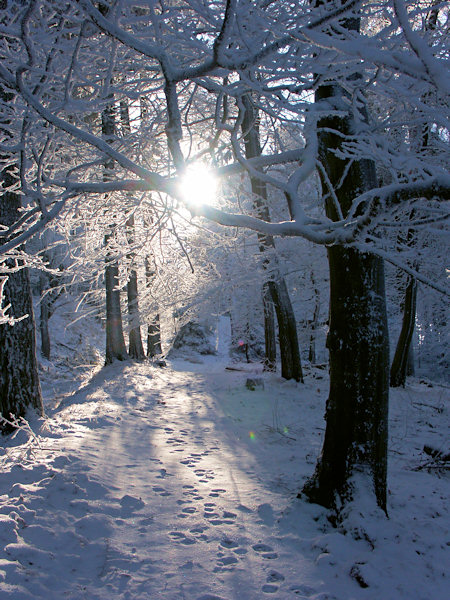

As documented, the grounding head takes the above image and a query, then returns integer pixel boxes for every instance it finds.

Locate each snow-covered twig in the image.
[0,413,43,465]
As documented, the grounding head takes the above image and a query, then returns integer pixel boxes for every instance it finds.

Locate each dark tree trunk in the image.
[0,164,43,430]
[241,94,303,381]
[127,268,145,360]
[105,260,128,364]
[39,273,51,360]
[268,279,303,381]
[118,100,145,359]
[126,215,145,360]
[145,255,162,357]
[303,246,389,511]
[390,8,437,384]
[308,274,320,364]
[390,274,417,387]
[147,313,162,357]
[102,102,128,364]
[263,283,276,371]
[302,44,389,510]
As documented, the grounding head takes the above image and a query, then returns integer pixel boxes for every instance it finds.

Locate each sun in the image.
[179,163,218,208]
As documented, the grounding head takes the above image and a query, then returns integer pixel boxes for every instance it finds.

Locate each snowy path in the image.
[1,359,449,600]
[1,361,313,599]
[73,362,298,599]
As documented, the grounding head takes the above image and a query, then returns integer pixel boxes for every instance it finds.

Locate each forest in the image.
[0,1,448,598]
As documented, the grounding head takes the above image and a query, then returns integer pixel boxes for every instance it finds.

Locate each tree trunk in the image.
[102,102,128,364]
[147,313,162,357]
[118,100,145,359]
[0,164,43,430]
[308,273,320,364]
[145,255,162,357]
[105,260,128,364]
[241,94,303,381]
[263,283,276,371]
[126,215,145,360]
[390,274,417,387]
[303,247,389,511]
[127,268,145,360]
[268,279,303,381]
[39,273,51,360]
[302,55,389,510]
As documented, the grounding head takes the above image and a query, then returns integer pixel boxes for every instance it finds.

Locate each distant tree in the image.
[391,270,417,387]
[120,100,146,360]
[241,94,303,381]
[125,213,145,360]
[102,100,128,364]
[145,255,162,357]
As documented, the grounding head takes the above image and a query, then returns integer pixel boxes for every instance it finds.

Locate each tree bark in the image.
[118,99,145,359]
[145,255,162,357]
[263,283,276,371]
[390,274,417,387]
[241,94,303,381]
[127,269,146,360]
[0,163,43,430]
[308,273,320,364]
[303,246,389,511]
[147,313,162,357]
[126,215,145,360]
[105,260,128,364]
[302,56,389,510]
[268,279,303,381]
[102,102,128,364]
[39,273,51,360]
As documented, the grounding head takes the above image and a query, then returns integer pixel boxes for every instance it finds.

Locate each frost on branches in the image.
[0,0,448,508]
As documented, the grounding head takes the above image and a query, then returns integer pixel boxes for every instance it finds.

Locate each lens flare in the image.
[180,163,218,207]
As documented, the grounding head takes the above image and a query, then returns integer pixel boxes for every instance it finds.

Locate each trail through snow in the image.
[0,350,449,599]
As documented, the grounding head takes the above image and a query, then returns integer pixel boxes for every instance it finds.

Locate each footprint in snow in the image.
[182,506,196,514]
[152,485,171,497]
[252,543,278,559]
[183,489,202,500]
[219,539,248,557]
[261,570,285,593]
[190,526,209,541]
[166,437,185,445]
[219,538,239,549]
[208,488,226,498]
[178,506,197,518]
[156,468,173,479]
[213,553,239,572]
[168,531,196,545]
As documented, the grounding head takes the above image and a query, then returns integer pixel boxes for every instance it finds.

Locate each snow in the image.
[0,321,449,599]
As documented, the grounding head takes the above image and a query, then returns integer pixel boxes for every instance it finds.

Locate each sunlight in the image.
[179,163,218,208]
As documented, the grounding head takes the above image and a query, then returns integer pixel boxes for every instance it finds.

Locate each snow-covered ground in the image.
[0,320,449,599]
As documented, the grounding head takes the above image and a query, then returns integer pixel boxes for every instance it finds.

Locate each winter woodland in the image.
[0,1,449,598]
